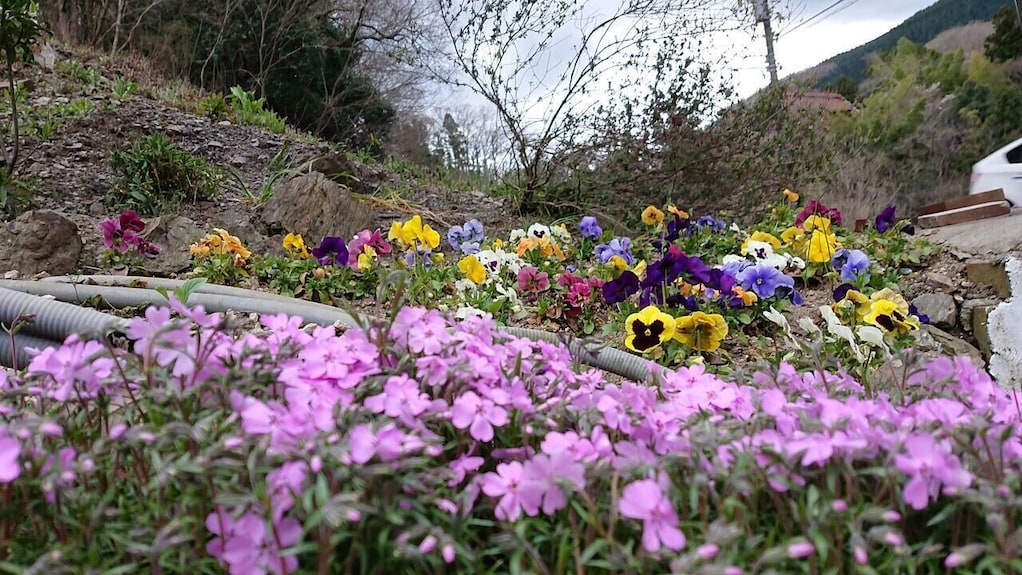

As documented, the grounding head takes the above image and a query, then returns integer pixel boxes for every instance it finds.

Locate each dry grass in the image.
[926,21,994,55]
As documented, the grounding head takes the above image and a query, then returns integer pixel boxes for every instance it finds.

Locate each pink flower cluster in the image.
[99,210,161,258]
[555,270,605,315]
[3,299,1020,571]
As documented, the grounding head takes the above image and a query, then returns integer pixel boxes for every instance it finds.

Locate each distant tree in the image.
[984,5,1022,63]
[827,75,859,103]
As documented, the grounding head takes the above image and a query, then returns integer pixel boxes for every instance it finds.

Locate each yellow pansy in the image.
[783,189,799,203]
[458,255,486,284]
[805,229,839,263]
[732,286,758,306]
[633,259,648,279]
[833,288,871,322]
[357,245,377,271]
[674,312,729,352]
[781,226,806,245]
[864,298,920,334]
[624,305,677,353]
[667,205,689,220]
[283,232,310,258]
[608,255,629,271]
[802,215,831,234]
[741,231,782,255]
[642,205,665,225]
[388,215,441,251]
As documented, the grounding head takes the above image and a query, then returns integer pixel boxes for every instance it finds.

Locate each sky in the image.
[731,0,937,97]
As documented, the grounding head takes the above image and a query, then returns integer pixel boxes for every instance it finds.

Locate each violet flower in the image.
[875,205,897,233]
[595,237,634,265]
[579,216,602,239]
[312,236,349,266]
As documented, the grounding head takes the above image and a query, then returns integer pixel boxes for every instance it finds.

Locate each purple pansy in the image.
[312,236,349,266]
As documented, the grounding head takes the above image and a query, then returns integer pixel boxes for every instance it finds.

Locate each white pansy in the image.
[550,224,571,244]
[819,305,863,362]
[798,317,821,335]
[453,278,477,297]
[856,325,889,354]
[722,254,745,266]
[763,306,790,332]
[786,255,807,271]
[527,223,551,239]
[760,253,790,271]
[508,229,527,244]
[454,306,490,321]
[745,240,775,260]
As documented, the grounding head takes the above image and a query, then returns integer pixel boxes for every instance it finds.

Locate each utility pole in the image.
[756,0,779,85]
[1015,0,1022,35]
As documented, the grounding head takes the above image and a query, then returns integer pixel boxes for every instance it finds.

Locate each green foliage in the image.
[108,133,222,216]
[826,74,859,103]
[0,0,47,212]
[227,86,287,134]
[196,91,230,121]
[110,76,137,101]
[812,0,1005,87]
[984,5,1022,62]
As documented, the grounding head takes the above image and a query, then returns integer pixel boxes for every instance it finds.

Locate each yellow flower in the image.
[283,232,310,258]
[802,215,831,234]
[834,288,871,322]
[732,286,758,306]
[642,205,665,225]
[357,245,377,271]
[741,231,782,255]
[493,239,505,250]
[608,255,629,271]
[190,228,251,261]
[667,205,689,220]
[783,189,799,203]
[633,259,648,279]
[388,216,441,251]
[458,255,486,284]
[674,312,729,352]
[864,298,919,334]
[781,226,806,245]
[516,236,565,260]
[624,305,677,353]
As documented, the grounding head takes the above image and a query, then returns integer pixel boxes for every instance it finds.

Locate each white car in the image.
[970,136,1022,206]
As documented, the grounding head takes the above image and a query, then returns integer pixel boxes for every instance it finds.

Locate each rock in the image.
[38,43,58,70]
[960,298,1000,333]
[911,292,957,329]
[916,325,984,367]
[229,155,248,166]
[987,257,1022,389]
[88,201,107,217]
[140,215,205,275]
[218,208,278,257]
[972,304,995,360]
[966,259,1011,298]
[257,172,374,245]
[923,272,956,292]
[0,211,82,275]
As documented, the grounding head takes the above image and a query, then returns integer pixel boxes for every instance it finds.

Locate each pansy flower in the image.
[624,305,676,353]
[875,205,897,233]
[283,232,311,258]
[312,236,349,266]
[602,271,640,304]
[579,216,602,239]
[458,255,486,284]
[642,206,665,226]
[674,311,728,352]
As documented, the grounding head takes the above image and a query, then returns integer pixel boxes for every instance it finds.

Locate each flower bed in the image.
[0,298,1019,572]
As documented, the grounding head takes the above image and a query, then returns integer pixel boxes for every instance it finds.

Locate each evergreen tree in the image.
[984,5,1022,62]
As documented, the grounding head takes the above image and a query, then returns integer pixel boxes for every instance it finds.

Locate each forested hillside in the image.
[812,0,1006,86]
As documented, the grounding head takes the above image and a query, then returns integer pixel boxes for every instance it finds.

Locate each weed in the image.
[110,77,137,101]
[227,86,287,133]
[108,133,222,216]
[196,92,230,121]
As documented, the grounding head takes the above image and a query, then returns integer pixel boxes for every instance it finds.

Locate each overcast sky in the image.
[731,0,937,97]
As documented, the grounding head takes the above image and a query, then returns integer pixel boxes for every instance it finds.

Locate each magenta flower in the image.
[516,266,550,293]
[787,540,815,558]
[522,452,586,514]
[893,433,973,510]
[450,391,508,442]
[480,461,544,521]
[220,512,301,574]
[618,479,686,552]
[363,374,431,422]
[0,436,21,483]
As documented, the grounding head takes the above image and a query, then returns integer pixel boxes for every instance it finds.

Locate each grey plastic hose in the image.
[0,280,657,383]
[0,286,130,339]
[0,280,361,329]
[40,275,290,303]
[0,328,62,370]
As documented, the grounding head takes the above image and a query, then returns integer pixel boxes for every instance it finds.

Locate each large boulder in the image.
[0,210,82,275]
[257,172,374,244]
[141,215,206,276]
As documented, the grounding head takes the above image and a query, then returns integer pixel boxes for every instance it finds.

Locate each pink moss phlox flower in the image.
[787,540,815,558]
[267,461,308,519]
[618,479,686,552]
[364,374,432,423]
[27,335,115,402]
[522,452,586,515]
[450,391,508,442]
[480,461,544,521]
[217,512,302,575]
[894,433,973,510]
[448,454,485,487]
[405,310,451,356]
[0,435,21,483]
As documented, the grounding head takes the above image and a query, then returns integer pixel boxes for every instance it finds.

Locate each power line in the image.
[780,0,860,38]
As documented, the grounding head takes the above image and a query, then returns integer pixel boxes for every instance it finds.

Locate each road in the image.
[918,208,1022,256]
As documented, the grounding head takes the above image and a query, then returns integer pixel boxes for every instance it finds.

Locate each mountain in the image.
[807,0,1008,87]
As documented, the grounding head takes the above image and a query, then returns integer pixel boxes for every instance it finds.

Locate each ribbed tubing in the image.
[0,328,61,370]
[0,286,130,340]
[1,279,658,383]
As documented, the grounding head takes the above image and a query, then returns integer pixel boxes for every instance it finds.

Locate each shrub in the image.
[196,91,231,121]
[1,301,1020,572]
[227,86,288,134]
[108,133,221,215]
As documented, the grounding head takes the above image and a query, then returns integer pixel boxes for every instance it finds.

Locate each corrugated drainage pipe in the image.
[0,279,658,383]
[0,328,62,371]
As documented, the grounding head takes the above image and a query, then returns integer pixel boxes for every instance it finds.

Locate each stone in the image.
[140,215,206,276]
[973,304,995,359]
[959,298,1000,333]
[257,172,374,246]
[923,272,956,292]
[917,325,984,367]
[0,211,82,275]
[966,259,1011,299]
[911,292,957,329]
[986,258,1022,389]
